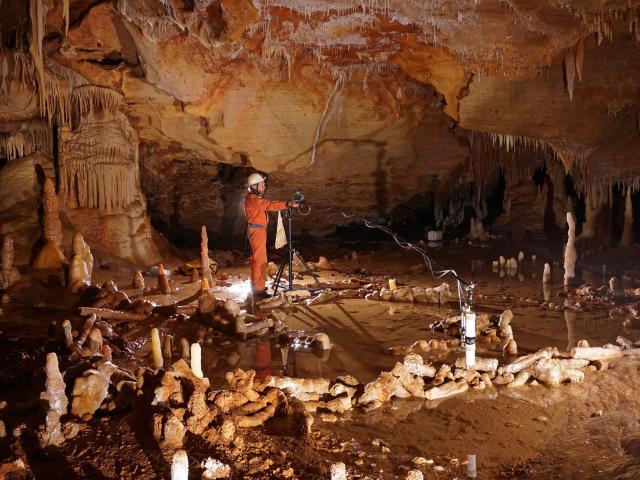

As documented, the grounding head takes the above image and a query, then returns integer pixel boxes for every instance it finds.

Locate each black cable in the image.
[294,202,474,310]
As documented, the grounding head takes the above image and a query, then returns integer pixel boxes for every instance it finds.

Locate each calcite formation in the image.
[32,178,66,269]
[0,236,20,288]
[39,353,68,447]
[0,0,638,251]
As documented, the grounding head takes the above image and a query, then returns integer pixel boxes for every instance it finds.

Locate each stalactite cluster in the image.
[0,121,51,160]
[57,87,136,211]
[28,0,47,118]
[0,51,37,94]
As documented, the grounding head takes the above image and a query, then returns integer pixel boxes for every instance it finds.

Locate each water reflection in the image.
[466,454,477,479]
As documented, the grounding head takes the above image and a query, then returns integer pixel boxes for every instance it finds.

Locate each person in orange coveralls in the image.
[244,173,299,299]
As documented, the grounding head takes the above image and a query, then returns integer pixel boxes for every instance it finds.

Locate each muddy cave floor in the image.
[2,237,640,479]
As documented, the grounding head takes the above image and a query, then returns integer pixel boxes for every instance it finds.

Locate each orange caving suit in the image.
[244,193,287,292]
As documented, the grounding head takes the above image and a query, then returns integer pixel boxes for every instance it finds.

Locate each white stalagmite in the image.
[170,450,189,480]
[564,212,577,287]
[151,328,163,369]
[621,188,634,247]
[191,343,204,378]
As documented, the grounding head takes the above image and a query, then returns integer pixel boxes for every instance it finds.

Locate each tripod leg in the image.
[294,251,323,289]
[272,255,288,295]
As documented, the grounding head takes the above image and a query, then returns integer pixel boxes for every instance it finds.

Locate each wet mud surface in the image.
[2,239,640,479]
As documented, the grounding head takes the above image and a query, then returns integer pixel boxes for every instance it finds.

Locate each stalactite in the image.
[116,0,183,42]
[59,88,136,211]
[0,51,37,95]
[0,121,52,160]
[29,0,47,118]
[564,51,576,102]
[309,69,346,167]
[63,0,70,35]
[621,188,634,247]
[575,37,584,82]
[72,86,123,120]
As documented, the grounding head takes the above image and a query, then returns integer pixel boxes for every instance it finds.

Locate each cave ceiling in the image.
[2,0,640,237]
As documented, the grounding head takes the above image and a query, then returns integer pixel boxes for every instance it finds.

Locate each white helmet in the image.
[247,172,266,188]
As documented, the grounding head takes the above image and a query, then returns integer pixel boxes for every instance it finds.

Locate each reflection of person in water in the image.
[226,340,280,381]
[254,341,275,381]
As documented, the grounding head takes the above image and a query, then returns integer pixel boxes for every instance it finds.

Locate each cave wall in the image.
[2,0,640,261]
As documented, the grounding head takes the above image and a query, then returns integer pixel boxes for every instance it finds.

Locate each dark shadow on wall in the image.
[373,144,388,217]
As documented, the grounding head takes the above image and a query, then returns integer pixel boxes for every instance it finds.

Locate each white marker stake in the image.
[464,308,476,368]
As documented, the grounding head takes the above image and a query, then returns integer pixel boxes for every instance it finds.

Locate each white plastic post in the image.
[464,307,476,368]
[467,454,477,479]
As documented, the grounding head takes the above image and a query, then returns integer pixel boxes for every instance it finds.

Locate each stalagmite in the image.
[62,319,73,349]
[564,212,577,287]
[191,268,199,283]
[1,236,20,288]
[171,450,189,480]
[180,338,190,360]
[33,179,66,269]
[72,232,93,278]
[543,263,551,284]
[68,254,90,293]
[564,51,576,101]
[133,270,145,290]
[191,343,204,378]
[201,226,214,286]
[157,264,171,294]
[621,188,634,247]
[162,335,174,359]
[151,328,164,369]
[505,338,518,355]
[330,463,347,480]
[86,328,103,355]
[39,353,68,447]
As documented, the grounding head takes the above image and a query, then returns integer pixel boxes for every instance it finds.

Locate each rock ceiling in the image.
[2,0,640,257]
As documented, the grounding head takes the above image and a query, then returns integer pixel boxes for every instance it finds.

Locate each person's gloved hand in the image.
[287,200,300,208]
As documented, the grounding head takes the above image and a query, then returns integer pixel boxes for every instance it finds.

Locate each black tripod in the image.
[272,206,322,295]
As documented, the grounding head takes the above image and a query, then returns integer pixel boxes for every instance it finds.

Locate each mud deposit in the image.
[2,240,640,479]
